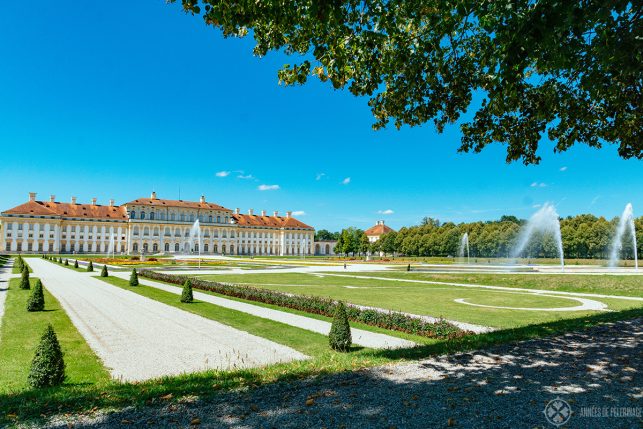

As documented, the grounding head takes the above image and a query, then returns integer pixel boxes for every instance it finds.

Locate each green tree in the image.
[315,229,340,241]
[64,259,69,266]
[19,266,30,290]
[100,265,108,277]
[28,324,65,388]
[86,261,93,272]
[328,301,352,352]
[27,279,45,312]
[174,0,641,164]
[129,269,139,286]
[74,260,79,269]
[15,255,23,271]
[181,279,194,303]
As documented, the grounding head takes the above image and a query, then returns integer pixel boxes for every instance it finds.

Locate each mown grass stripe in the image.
[0,277,109,394]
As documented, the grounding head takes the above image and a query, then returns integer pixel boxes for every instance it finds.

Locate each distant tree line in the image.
[323,215,642,260]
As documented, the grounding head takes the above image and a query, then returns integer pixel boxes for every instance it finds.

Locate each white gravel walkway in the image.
[113,272,416,350]
[0,258,13,341]
[28,259,307,382]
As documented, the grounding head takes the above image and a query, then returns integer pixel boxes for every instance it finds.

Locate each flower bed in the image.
[139,270,469,339]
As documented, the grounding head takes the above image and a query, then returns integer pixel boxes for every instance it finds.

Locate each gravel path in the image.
[0,258,12,341]
[42,317,642,428]
[113,272,415,350]
[28,259,307,382]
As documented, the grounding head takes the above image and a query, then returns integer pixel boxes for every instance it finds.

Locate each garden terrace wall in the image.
[139,270,468,339]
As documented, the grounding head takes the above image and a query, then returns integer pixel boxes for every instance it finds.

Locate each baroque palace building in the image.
[0,192,314,256]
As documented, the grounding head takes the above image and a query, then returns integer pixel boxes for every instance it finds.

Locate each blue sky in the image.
[0,1,640,231]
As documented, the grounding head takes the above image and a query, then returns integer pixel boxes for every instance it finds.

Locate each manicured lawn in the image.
[193,272,642,329]
[0,278,109,394]
[1,273,641,425]
[344,271,643,297]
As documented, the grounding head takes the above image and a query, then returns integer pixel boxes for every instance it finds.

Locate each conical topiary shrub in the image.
[19,265,31,290]
[86,261,93,272]
[74,260,79,269]
[28,324,65,388]
[100,265,108,277]
[15,256,23,271]
[329,301,352,352]
[58,257,62,264]
[27,279,45,312]
[180,279,193,303]
[129,269,138,286]
[64,259,69,266]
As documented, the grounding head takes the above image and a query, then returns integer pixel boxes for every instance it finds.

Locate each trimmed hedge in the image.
[139,270,467,339]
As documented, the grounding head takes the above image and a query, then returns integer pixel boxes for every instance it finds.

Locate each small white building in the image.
[364,220,394,243]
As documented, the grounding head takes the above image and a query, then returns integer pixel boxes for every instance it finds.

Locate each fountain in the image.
[106,232,115,259]
[608,203,638,270]
[458,232,470,264]
[188,219,201,268]
[512,203,564,271]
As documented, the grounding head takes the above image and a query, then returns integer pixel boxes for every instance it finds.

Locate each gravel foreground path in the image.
[114,272,415,350]
[28,259,307,381]
[43,317,641,428]
[0,258,12,341]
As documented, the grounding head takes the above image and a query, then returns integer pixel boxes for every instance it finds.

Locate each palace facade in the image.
[0,192,314,256]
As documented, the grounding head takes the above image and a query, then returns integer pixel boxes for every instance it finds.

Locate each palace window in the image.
[174,243,179,252]
[208,215,212,223]
[141,211,145,219]
[225,216,229,223]
[130,211,135,219]
[217,216,221,223]
[164,243,170,252]
[153,243,158,252]
[150,212,155,220]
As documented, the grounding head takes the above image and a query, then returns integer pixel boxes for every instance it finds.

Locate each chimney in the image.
[109,199,115,207]
[234,208,240,215]
[273,211,278,217]
[91,197,97,206]
[261,210,266,216]
[151,191,157,199]
[49,195,56,203]
[29,192,36,202]
[286,211,292,218]
[200,195,205,203]
[248,208,254,216]
[71,196,77,205]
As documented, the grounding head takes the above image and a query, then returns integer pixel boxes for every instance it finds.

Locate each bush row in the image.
[139,270,468,339]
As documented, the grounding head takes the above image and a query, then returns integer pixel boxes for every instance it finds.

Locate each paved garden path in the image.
[44,317,642,428]
[112,272,416,350]
[0,258,13,341]
[28,259,307,382]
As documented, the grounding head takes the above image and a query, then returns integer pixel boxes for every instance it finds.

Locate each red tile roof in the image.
[364,223,394,236]
[3,201,128,220]
[124,198,231,211]
[233,214,314,230]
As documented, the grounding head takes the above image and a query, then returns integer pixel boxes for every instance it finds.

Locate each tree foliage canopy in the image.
[174,0,641,164]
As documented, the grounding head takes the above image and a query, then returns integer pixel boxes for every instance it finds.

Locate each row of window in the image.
[130,211,229,224]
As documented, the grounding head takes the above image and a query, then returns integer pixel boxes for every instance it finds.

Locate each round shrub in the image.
[180,279,194,303]
[28,324,65,388]
[129,268,138,286]
[100,265,108,277]
[19,266,30,290]
[27,279,45,312]
[329,301,352,352]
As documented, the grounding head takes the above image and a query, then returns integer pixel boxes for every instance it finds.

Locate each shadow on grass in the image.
[1,308,641,426]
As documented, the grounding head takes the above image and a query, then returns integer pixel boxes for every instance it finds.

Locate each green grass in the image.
[344,271,643,297]
[0,278,109,394]
[193,272,642,329]
[2,305,641,427]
